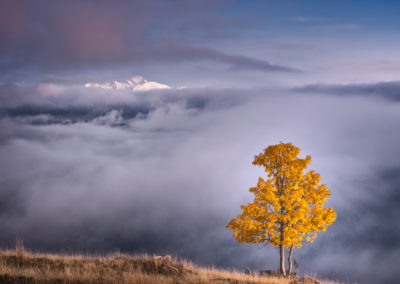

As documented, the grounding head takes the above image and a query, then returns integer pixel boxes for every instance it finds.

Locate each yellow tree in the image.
[226,142,336,275]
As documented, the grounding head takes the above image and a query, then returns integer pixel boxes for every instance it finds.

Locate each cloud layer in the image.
[1,82,400,283]
[294,80,400,101]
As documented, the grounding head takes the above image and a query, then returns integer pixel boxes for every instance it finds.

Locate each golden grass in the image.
[0,247,342,284]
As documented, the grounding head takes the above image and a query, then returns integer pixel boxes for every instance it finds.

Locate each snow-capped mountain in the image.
[84,76,170,91]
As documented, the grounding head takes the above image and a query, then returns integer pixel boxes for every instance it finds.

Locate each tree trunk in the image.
[279,244,286,275]
[277,169,286,276]
[288,245,294,275]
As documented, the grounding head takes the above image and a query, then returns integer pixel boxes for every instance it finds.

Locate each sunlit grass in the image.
[0,244,346,284]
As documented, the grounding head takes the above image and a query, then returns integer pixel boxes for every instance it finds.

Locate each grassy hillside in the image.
[0,246,340,284]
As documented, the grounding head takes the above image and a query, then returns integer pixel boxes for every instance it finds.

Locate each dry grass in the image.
[0,247,342,284]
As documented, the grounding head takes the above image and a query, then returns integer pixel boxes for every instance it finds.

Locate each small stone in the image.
[162,254,172,262]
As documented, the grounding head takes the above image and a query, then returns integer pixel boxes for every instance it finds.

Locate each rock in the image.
[162,254,172,262]
[153,255,172,262]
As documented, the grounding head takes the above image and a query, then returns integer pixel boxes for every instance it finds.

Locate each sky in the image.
[1,1,400,283]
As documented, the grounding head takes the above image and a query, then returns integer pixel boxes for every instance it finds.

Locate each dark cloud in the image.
[0,0,297,75]
[147,44,300,72]
[294,80,400,101]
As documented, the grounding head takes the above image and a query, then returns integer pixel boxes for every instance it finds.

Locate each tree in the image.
[226,142,336,275]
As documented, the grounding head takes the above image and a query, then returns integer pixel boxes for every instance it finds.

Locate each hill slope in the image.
[0,249,336,284]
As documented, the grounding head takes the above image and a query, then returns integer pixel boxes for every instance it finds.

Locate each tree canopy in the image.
[226,142,336,275]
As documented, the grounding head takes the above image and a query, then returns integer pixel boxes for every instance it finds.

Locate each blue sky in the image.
[1,1,400,284]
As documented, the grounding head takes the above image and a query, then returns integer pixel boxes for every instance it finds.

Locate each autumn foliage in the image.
[227,142,336,275]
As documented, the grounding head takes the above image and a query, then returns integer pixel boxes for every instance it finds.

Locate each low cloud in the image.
[292,17,327,23]
[294,80,400,101]
[309,24,359,31]
[0,83,400,283]
[92,109,125,126]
